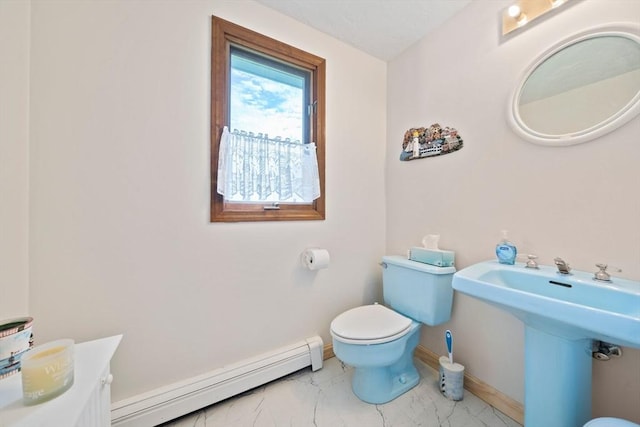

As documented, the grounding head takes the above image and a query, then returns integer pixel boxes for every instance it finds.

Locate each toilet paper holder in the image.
[301,248,330,270]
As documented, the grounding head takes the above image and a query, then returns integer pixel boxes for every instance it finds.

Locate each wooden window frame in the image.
[210,16,326,222]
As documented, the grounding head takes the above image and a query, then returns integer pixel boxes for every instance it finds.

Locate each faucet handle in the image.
[594,263,622,282]
[594,264,610,282]
[525,254,539,269]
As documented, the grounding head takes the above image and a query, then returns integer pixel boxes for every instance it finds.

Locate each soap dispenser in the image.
[495,230,517,265]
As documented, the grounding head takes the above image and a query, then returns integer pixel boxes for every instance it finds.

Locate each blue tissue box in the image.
[410,247,455,267]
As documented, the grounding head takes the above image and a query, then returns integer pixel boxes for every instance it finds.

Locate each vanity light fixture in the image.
[502,0,572,35]
[508,5,526,25]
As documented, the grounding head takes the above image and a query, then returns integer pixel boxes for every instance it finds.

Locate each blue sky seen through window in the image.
[230,50,308,143]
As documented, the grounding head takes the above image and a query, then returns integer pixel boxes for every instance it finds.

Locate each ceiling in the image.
[254,0,472,61]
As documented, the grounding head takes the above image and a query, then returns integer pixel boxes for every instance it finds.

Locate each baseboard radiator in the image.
[111,336,324,427]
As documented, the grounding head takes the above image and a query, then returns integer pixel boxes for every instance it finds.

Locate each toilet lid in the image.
[330,304,413,344]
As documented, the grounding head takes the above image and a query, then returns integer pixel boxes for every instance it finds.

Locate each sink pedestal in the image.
[525,326,592,427]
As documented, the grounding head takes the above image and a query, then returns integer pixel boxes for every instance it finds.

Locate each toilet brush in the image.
[446,330,453,364]
[440,329,464,401]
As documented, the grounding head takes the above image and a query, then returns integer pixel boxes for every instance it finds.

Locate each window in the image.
[211,17,326,222]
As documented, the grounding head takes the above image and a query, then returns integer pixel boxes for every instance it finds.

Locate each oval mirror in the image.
[509,23,640,146]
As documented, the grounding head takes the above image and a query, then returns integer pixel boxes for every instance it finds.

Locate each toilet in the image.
[585,418,640,427]
[330,255,455,404]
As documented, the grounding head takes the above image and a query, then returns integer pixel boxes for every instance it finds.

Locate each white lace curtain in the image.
[217,127,320,203]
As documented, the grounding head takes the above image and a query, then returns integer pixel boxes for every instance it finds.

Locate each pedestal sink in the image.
[452,260,640,427]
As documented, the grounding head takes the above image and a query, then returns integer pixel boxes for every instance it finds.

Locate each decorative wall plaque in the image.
[400,123,463,161]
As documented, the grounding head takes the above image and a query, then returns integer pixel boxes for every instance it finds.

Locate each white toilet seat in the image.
[330,304,413,345]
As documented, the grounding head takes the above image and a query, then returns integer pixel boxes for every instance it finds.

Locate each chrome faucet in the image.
[554,257,571,274]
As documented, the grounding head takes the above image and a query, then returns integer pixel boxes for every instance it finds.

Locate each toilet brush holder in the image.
[439,356,465,401]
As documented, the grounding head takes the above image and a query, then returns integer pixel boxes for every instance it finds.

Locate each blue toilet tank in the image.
[382,255,455,325]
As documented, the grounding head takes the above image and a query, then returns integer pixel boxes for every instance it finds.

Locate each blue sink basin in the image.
[452,261,640,348]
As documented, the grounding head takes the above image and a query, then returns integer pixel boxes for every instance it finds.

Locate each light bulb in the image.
[508,5,522,18]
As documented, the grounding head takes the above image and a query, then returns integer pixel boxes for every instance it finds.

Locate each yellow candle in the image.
[21,339,74,405]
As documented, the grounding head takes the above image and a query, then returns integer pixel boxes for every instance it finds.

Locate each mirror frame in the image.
[509,23,640,146]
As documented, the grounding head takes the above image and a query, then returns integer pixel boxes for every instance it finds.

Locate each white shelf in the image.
[0,335,122,427]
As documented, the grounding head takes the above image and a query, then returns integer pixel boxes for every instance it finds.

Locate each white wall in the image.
[0,0,30,319]
[387,0,640,422]
[7,0,640,421]
[27,0,386,401]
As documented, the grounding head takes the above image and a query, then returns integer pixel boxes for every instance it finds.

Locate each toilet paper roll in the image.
[301,248,330,270]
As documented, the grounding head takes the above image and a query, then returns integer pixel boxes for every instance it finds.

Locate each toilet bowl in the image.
[330,256,455,404]
[585,418,640,427]
[331,304,421,404]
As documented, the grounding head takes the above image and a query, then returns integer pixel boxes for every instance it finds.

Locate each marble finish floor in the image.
[160,357,522,427]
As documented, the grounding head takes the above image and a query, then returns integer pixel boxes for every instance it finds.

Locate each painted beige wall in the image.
[386,0,640,422]
[27,0,386,401]
[0,0,30,319]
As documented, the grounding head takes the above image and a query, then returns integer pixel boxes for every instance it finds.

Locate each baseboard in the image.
[324,343,523,425]
[111,336,324,427]
[323,343,335,360]
[413,345,524,425]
